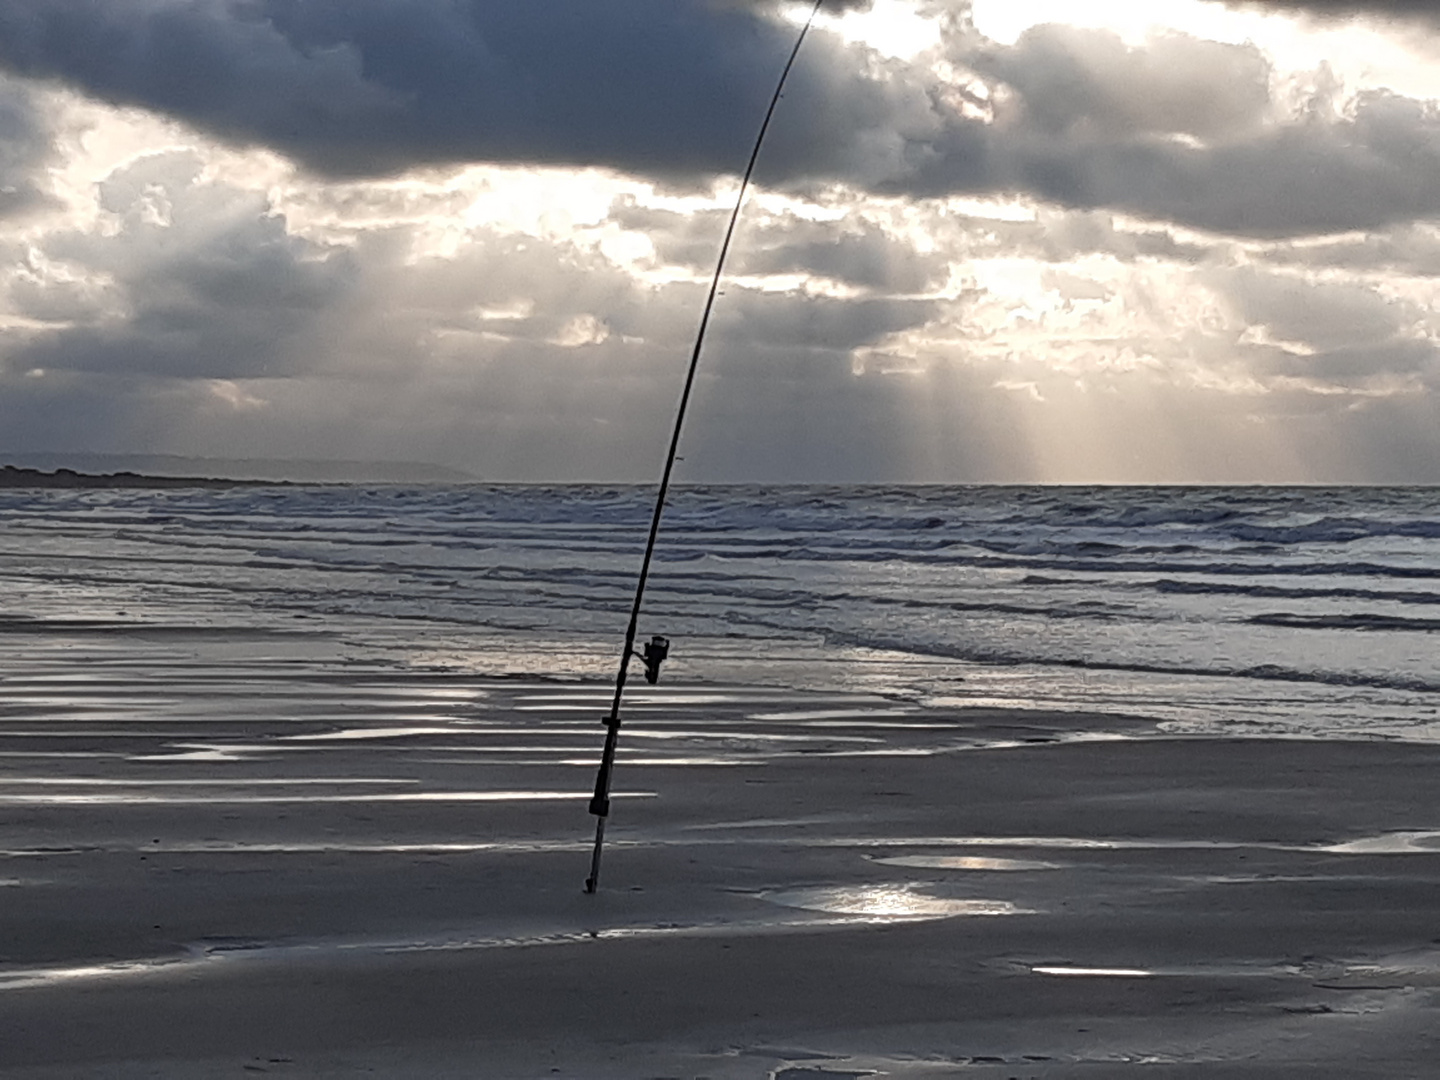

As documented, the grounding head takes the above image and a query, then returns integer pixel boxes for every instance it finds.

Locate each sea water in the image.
[2,484,1438,741]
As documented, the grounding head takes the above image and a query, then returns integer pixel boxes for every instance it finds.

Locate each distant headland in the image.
[0,454,476,485]
[0,465,282,489]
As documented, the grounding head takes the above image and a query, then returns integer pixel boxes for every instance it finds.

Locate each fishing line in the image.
[585,0,825,893]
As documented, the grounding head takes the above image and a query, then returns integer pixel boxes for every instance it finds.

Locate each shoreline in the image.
[1,671,1438,1075]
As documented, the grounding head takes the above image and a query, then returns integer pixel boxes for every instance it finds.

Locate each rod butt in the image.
[584,815,607,893]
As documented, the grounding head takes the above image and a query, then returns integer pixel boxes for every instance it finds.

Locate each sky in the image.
[2,0,1440,483]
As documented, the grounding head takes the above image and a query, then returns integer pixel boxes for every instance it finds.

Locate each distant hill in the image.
[0,454,477,484]
[0,465,278,489]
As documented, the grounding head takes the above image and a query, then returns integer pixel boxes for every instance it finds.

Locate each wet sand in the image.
[2,635,1439,1076]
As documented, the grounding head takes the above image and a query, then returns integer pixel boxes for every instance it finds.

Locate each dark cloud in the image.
[5,4,1440,238]
[905,25,1440,238]
[1213,1,1440,22]
[0,0,916,183]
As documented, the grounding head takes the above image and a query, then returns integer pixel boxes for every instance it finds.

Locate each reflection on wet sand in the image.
[873,854,1061,871]
[0,957,192,992]
[762,884,1030,919]
[1320,831,1440,854]
[0,789,655,806]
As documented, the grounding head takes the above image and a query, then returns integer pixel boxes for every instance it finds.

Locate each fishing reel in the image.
[635,634,669,684]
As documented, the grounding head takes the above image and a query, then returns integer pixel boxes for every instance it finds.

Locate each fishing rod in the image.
[584,0,825,894]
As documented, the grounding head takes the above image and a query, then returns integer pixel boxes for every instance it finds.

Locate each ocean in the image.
[2,483,1438,741]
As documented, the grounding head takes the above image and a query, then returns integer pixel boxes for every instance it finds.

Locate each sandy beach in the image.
[2,629,1438,1077]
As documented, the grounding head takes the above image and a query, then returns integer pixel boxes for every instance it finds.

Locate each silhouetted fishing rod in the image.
[584,0,824,894]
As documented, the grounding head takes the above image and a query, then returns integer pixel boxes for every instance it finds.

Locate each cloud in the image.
[1213,267,1423,351]
[1259,225,1440,276]
[713,289,937,354]
[921,206,1218,266]
[1213,0,1440,22]
[739,219,946,291]
[1196,266,1440,395]
[5,4,1440,239]
[0,75,54,218]
[1,142,954,478]
[0,0,926,185]
[8,150,354,380]
[906,25,1440,238]
[971,24,1271,142]
[611,197,948,291]
[7,2,1440,483]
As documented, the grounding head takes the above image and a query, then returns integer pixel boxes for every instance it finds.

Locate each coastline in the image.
[0,464,290,490]
[1,663,1438,1076]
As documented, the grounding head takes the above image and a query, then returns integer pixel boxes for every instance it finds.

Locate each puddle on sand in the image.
[813,835,1305,853]
[761,883,1028,920]
[747,708,918,722]
[873,854,1060,871]
[0,778,416,787]
[131,748,255,762]
[0,790,655,806]
[282,726,463,741]
[547,756,761,767]
[1320,831,1440,854]
[0,957,190,991]
[1026,958,1315,979]
[1,905,1014,993]
[0,838,598,856]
